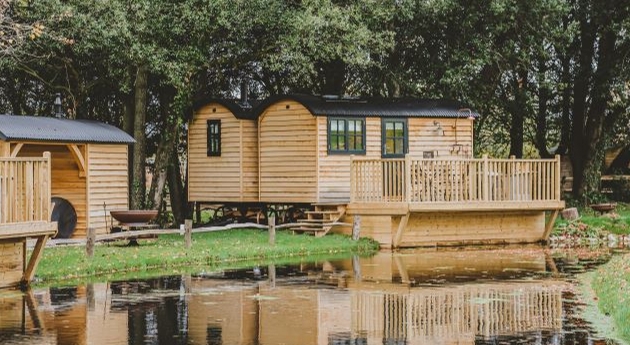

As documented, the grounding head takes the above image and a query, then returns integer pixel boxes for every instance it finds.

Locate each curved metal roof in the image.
[192,94,479,120]
[192,98,259,120]
[255,94,480,118]
[0,115,135,144]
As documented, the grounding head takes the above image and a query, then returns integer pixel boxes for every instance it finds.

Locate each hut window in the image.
[207,120,221,156]
[382,118,407,158]
[328,117,366,154]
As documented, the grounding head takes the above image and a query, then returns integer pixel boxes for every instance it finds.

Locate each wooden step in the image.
[304,210,339,215]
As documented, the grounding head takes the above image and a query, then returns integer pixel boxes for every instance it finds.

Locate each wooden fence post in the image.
[184,219,192,249]
[483,154,489,201]
[269,216,276,245]
[555,154,561,201]
[352,215,361,241]
[86,227,96,258]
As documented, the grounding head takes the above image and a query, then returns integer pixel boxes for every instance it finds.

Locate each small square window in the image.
[328,117,366,154]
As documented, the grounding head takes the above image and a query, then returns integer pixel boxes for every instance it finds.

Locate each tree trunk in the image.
[535,58,552,158]
[130,64,149,210]
[569,4,596,198]
[508,71,527,158]
[168,150,185,225]
[570,5,617,199]
[147,89,176,210]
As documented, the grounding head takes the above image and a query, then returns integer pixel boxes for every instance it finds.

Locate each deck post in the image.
[268,216,276,245]
[21,235,49,286]
[184,219,192,249]
[555,155,561,200]
[350,155,355,203]
[86,227,96,258]
[352,215,361,240]
[482,154,489,201]
[393,212,410,248]
[405,154,411,203]
[543,209,559,241]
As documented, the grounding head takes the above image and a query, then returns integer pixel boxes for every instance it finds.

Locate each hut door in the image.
[381,119,408,201]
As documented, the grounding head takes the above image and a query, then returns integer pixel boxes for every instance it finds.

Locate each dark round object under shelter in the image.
[51,197,77,239]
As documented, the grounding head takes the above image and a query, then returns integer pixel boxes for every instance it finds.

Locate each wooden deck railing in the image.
[350,155,561,204]
[0,153,51,224]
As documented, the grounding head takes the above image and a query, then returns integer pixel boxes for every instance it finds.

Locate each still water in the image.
[0,246,619,345]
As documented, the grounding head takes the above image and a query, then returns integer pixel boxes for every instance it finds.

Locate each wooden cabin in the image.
[189,94,564,247]
[188,99,259,205]
[0,115,135,239]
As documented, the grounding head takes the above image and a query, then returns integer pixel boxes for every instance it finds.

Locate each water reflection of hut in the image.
[350,282,564,344]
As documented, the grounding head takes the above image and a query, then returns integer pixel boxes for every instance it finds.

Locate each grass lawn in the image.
[553,203,630,237]
[35,229,379,286]
[591,254,630,342]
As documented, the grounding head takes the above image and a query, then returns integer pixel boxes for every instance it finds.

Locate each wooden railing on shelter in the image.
[350,155,561,204]
[0,153,51,224]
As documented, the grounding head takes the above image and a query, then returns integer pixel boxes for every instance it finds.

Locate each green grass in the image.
[553,203,630,238]
[35,229,379,286]
[591,254,630,342]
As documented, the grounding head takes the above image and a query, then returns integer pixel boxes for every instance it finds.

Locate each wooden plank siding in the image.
[408,118,474,157]
[0,239,23,288]
[188,104,258,203]
[17,144,87,237]
[317,117,474,203]
[87,144,129,235]
[258,101,317,203]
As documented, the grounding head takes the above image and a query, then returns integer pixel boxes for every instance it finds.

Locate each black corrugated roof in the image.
[0,115,135,144]
[193,94,479,120]
[192,98,259,120]
[255,94,480,118]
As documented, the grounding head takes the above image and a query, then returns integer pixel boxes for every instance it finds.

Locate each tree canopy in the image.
[1,0,629,213]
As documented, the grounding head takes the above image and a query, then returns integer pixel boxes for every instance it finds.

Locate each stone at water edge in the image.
[561,207,579,221]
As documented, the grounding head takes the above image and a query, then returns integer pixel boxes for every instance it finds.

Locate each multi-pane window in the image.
[328,118,366,154]
[207,120,221,156]
[382,119,407,157]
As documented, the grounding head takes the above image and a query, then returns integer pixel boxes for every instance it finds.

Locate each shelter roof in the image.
[0,114,135,144]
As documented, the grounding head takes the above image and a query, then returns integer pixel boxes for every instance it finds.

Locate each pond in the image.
[0,245,620,345]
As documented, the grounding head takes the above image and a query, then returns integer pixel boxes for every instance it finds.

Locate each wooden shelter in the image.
[0,115,135,239]
[188,94,564,246]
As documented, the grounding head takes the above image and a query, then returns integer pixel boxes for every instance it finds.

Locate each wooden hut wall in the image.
[258,100,317,203]
[316,117,382,203]
[87,144,129,235]
[316,116,474,203]
[188,104,258,203]
[0,239,23,288]
[408,118,474,157]
[18,144,87,237]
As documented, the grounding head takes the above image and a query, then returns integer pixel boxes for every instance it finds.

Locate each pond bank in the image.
[34,229,379,286]
[589,253,630,343]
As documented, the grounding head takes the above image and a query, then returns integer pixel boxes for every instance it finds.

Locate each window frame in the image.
[207,119,221,157]
[381,118,408,158]
[327,117,367,155]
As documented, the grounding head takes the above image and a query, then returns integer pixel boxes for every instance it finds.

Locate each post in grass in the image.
[269,216,276,245]
[184,219,192,249]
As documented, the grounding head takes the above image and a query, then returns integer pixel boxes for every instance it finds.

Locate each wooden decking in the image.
[0,153,56,288]
[346,155,565,247]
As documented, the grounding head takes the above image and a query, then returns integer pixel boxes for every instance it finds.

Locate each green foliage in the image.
[553,204,630,238]
[35,230,379,285]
